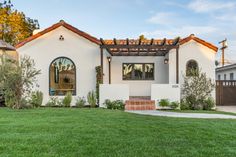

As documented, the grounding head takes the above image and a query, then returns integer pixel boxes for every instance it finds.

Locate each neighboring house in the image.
[16,20,218,107]
[0,40,18,64]
[216,64,236,80]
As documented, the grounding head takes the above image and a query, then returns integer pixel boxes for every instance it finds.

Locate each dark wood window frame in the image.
[122,63,155,81]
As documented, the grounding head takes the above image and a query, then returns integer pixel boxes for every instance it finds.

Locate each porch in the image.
[99,38,181,109]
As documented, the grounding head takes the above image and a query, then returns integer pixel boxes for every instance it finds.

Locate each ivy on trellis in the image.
[95,66,102,104]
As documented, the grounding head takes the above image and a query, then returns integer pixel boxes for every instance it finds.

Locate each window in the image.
[186,60,198,76]
[123,63,154,80]
[230,73,234,80]
[49,57,76,96]
[224,74,227,80]
[218,75,221,80]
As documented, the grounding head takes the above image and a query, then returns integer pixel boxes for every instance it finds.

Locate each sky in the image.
[10,0,236,62]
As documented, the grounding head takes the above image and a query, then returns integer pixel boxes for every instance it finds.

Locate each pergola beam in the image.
[100,45,178,49]
[100,38,180,57]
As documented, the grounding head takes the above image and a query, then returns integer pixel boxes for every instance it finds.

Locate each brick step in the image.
[125,100,156,110]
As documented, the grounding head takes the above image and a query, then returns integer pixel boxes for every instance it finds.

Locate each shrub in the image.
[46,97,62,107]
[21,98,33,109]
[180,99,190,110]
[76,97,86,108]
[170,101,179,109]
[159,99,170,107]
[113,100,125,110]
[87,91,97,108]
[104,99,113,109]
[203,97,215,110]
[30,91,43,107]
[104,99,125,110]
[62,92,72,107]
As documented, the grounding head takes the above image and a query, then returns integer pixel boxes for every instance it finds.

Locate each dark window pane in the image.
[230,73,234,80]
[123,63,133,80]
[144,64,154,79]
[186,60,198,76]
[122,63,154,80]
[133,64,143,80]
[49,57,76,96]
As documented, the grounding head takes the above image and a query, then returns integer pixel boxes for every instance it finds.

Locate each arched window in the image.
[49,57,76,96]
[186,60,198,76]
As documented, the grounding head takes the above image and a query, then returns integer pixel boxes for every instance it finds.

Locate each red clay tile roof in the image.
[16,20,100,48]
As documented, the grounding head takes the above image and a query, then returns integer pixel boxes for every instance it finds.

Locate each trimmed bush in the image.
[159,99,170,107]
[30,91,43,108]
[87,91,97,108]
[62,92,72,107]
[76,97,86,108]
[103,99,124,110]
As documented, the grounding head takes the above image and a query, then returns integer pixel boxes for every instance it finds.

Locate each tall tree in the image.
[0,0,39,45]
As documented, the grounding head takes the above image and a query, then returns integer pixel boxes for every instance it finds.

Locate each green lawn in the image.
[0,108,236,157]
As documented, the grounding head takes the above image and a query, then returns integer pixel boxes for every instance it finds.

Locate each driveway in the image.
[126,110,236,119]
[217,106,236,113]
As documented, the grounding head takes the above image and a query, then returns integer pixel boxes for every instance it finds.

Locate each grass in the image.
[0,108,236,157]
[161,109,236,116]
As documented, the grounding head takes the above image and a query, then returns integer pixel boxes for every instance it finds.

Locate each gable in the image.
[180,34,218,52]
[16,20,100,48]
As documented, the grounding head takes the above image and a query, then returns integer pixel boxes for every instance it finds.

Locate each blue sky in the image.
[12,0,236,62]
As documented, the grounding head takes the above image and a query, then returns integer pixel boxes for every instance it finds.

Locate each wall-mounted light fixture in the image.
[59,35,64,41]
[107,56,112,63]
[164,58,169,64]
[107,56,112,84]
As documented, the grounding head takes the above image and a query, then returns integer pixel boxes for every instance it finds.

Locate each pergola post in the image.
[100,47,104,83]
[108,58,111,84]
[176,46,179,84]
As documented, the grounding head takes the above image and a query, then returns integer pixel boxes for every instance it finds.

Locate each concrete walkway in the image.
[126,110,236,119]
[217,106,236,113]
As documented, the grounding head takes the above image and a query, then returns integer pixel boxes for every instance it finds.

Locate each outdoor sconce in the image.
[164,58,169,64]
[59,35,64,41]
[107,56,112,62]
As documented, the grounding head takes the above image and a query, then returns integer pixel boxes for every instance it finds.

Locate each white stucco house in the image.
[216,64,236,80]
[16,20,218,109]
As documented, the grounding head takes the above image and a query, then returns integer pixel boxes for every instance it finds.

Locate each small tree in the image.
[0,55,41,109]
[182,69,215,110]
[0,0,40,45]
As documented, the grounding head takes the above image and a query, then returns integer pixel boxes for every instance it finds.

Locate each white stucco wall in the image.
[151,84,180,106]
[17,26,100,105]
[110,56,169,96]
[99,84,129,107]
[169,40,216,85]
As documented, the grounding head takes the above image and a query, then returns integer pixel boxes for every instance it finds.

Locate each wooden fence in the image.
[216,80,236,106]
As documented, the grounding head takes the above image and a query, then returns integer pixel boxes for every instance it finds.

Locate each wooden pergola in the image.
[100,37,180,84]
